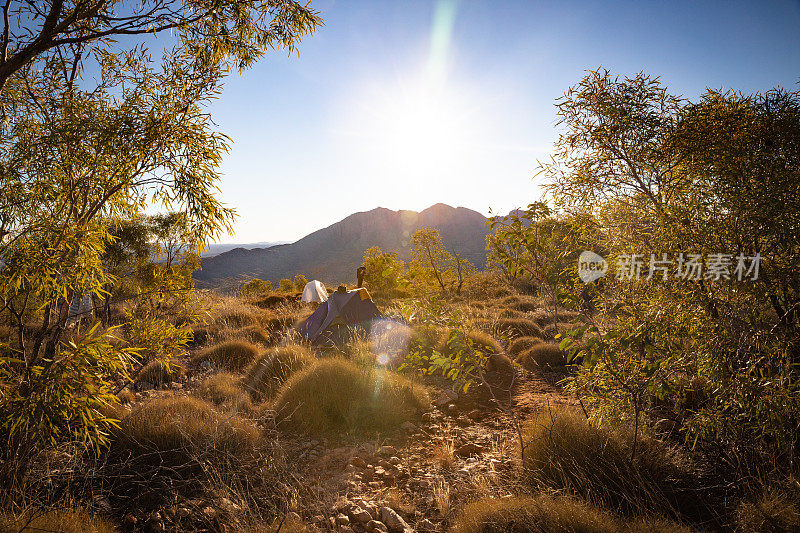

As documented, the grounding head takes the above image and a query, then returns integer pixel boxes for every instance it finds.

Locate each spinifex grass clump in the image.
[451,494,693,533]
[517,343,566,371]
[135,359,184,387]
[196,372,254,414]
[242,344,315,401]
[273,358,429,435]
[0,507,118,533]
[507,336,542,356]
[191,340,261,371]
[522,408,707,524]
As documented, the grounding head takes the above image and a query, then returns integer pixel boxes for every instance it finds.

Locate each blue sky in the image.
[207,0,800,243]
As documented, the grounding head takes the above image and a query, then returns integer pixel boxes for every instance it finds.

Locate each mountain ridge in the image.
[195,203,491,286]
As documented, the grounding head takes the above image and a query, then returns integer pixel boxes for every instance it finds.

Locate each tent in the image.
[297,287,383,344]
[301,280,328,303]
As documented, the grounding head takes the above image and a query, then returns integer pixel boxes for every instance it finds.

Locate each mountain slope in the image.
[195,203,490,286]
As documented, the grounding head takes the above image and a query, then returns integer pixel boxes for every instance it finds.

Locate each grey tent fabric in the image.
[296,288,382,344]
[301,280,328,303]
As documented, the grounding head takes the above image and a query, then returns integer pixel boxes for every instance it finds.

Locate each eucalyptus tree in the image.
[0,0,321,467]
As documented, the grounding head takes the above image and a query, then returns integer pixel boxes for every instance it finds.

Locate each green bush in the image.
[273,358,429,435]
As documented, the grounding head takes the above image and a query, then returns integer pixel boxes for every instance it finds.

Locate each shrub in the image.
[196,372,254,414]
[278,278,294,292]
[243,345,315,401]
[239,278,273,298]
[508,336,542,356]
[191,340,261,371]
[522,408,707,523]
[0,508,118,533]
[293,274,308,291]
[273,358,429,435]
[450,494,621,533]
[135,358,184,387]
[517,343,566,371]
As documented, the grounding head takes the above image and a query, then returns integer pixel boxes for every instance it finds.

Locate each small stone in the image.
[456,442,485,457]
[336,513,350,526]
[378,445,397,456]
[389,456,401,465]
[467,409,484,420]
[379,507,412,532]
[418,518,436,530]
[350,508,372,524]
[433,390,458,408]
[446,403,459,416]
[351,456,368,469]
[400,421,417,432]
[367,519,389,532]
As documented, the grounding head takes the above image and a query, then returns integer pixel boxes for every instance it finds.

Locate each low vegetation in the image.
[191,340,262,371]
[242,344,315,400]
[273,358,430,434]
[450,494,692,533]
[522,408,707,524]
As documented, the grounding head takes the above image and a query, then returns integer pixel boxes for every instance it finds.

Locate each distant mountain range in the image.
[201,242,290,258]
[194,203,492,287]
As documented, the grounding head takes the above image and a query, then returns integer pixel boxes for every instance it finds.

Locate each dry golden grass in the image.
[117,388,135,404]
[214,308,259,329]
[242,344,315,401]
[114,396,260,463]
[477,317,542,339]
[191,340,261,371]
[449,494,693,533]
[135,358,184,387]
[735,484,800,532]
[226,324,273,345]
[0,508,118,533]
[517,343,566,371]
[195,372,254,414]
[437,329,503,358]
[433,476,452,517]
[522,408,706,524]
[450,494,619,533]
[508,336,543,356]
[272,358,429,435]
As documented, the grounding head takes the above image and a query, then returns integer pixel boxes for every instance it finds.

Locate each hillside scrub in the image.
[191,340,261,371]
[243,344,315,400]
[273,358,430,435]
[735,485,800,532]
[522,408,708,524]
